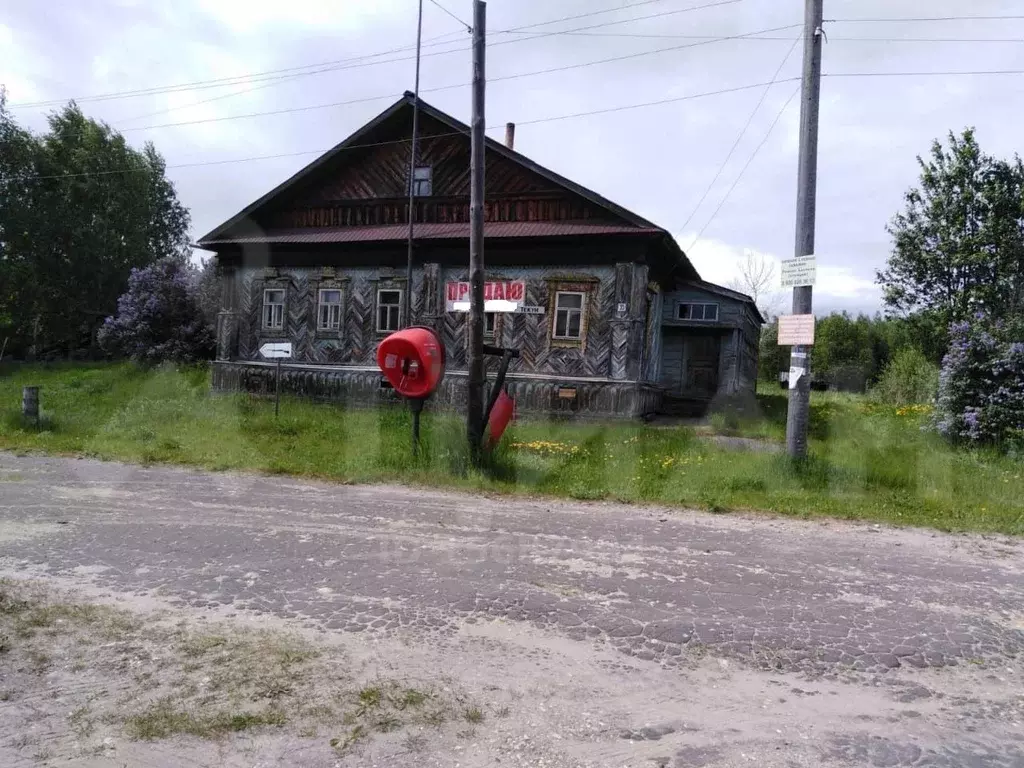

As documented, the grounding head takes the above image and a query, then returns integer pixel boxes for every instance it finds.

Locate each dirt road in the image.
[1,453,1022,767]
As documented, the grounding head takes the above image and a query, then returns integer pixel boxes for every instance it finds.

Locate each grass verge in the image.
[0,578,484,755]
[0,362,1021,534]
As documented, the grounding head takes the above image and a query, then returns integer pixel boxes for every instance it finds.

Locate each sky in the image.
[3,0,1024,316]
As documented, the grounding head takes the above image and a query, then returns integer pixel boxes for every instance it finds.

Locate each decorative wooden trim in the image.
[547,280,595,352]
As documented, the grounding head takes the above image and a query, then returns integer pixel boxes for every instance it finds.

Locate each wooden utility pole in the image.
[403,0,424,328]
[466,0,487,456]
[785,0,823,459]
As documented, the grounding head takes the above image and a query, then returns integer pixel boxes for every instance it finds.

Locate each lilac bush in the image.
[934,315,1024,450]
[98,257,215,365]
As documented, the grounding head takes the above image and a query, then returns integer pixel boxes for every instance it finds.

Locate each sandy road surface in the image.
[0,453,1022,767]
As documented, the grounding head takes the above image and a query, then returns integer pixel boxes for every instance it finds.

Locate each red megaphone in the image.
[376,326,446,399]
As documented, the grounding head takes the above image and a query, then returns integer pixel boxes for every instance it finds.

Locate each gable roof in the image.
[198,92,664,245]
[686,279,765,324]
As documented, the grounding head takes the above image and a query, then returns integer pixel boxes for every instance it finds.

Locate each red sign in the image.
[445,280,525,310]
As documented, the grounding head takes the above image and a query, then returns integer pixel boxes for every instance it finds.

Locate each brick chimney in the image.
[504,122,515,150]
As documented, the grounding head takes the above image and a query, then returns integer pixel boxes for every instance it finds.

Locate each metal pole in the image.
[403,0,424,328]
[275,358,282,417]
[410,397,423,457]
[785,0,823,460]
[467,0,487,458]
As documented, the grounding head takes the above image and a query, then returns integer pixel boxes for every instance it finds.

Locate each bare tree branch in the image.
[728,250,782,319]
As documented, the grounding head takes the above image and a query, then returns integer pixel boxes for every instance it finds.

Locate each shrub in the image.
[933,316,1024,448]
[98,257,215,365]
[871,348,938,406]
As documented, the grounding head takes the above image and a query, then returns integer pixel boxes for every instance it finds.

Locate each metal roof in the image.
[200,221,662,245]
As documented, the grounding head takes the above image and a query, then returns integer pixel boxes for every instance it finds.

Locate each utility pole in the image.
[466,0,487,457]
[785,0,823,460]
[403,0,424,328]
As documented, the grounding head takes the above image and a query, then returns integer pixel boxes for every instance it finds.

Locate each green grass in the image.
[0,362,1021,535]
[125,698,287,740]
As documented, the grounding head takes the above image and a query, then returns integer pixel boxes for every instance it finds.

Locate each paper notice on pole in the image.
[778,314,815,345]
[781,255,817,288]
[788,366,805,390]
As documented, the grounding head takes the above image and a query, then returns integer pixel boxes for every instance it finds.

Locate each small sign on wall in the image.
[778,314,815,346]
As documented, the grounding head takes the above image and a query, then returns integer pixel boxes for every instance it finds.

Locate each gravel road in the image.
[1,453,1022,767]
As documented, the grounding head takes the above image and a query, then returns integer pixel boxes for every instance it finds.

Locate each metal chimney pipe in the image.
[504,122,515,150]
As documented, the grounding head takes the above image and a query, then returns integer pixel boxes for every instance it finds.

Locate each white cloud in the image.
[194,0,407,33]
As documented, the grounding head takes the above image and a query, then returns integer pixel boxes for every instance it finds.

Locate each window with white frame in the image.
[411,166,432,196]
[484,312,496,339]
[377,288,402,333]
[263,288,285,330]
[553,291,585,340]
[317,288,342,331]
[677,302,719,322]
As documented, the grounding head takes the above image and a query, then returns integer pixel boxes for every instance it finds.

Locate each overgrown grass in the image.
[0,363,1021,534]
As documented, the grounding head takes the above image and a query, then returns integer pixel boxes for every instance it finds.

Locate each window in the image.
[263,288,285,330]
[377,288,402,333]
[678,302,719,322]
[318,289,342,331]
[553,291,585,340]
[411,166,432,196]
[484,312,496,339]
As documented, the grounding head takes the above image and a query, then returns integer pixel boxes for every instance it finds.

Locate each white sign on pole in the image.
[781,255,817,288]
[260,342,293,359]
[788,366,805,390]
[778,314,815,346]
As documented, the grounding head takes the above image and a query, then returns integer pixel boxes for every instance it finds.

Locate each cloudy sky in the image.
[4,0,1024,315]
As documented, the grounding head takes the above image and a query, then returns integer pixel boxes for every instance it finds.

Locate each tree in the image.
[934,315,1024,451]
[98,257,214,364]
[878,129,1024,355]
[0,98,190,359]
[812,313,879,391]
[758,318,787,383]
[729,250,781,319]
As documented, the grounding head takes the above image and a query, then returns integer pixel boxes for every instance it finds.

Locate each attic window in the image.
[411,166,432,196]
[677,302,719,322]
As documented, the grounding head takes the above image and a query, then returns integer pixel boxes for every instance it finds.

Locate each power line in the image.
[9,0,727,110]
[825,68,1024,77]
[680,33,802,233]
[426,0,472,32]
[689,83,801,250]
[20,78,801,182]
[828,15,1024,23]
[504,30,1024,43]
[119,23,801,133]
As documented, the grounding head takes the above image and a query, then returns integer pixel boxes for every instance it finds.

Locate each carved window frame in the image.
[546,277,597,350]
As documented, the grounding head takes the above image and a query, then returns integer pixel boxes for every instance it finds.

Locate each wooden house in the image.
[197,93,762,418]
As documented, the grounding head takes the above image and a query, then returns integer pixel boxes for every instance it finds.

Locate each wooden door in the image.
[682,334,720,397]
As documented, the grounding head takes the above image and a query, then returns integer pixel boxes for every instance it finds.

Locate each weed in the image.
[397,688,429,709]
[330,724,366,752]
[357,686,383,710]
[69,706,94,737]
[464,706,484,724]
[373,713,401,732]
